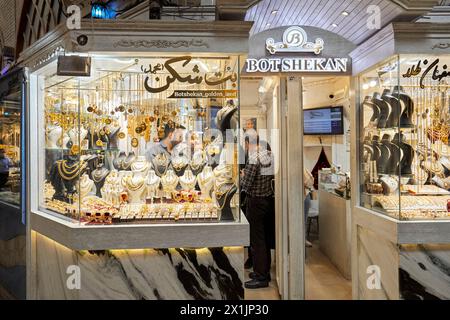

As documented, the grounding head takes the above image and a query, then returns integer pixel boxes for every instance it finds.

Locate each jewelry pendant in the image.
[96,139,104,147]
[70,144,80,155]
[131,138,139,148]
[118,132,126,139]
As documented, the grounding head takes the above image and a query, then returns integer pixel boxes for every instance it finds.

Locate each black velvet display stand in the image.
[50,155,86,203]
[91,165,110,198]
[363,96,380,125]
[393,86,415,128]
[392,133,414,176]
[382,89,402,128]
[217,184,238,221]
[372,93,390,129]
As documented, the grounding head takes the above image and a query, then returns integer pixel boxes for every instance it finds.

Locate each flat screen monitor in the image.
[304,106,344,135]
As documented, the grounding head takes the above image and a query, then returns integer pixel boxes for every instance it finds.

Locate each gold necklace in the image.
[92,168,109,183]
[57,160,86,181]
[216,185,234,210]
[172,157,188,173]
[126,177,145,191]
[153,153,169,176]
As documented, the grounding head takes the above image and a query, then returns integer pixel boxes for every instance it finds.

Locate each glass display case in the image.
[319,168,351,199]
[31,54,242,225]
[359,54,450,220]
[0,69,24,208]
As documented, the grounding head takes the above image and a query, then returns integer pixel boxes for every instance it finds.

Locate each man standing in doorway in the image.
[241,134,275,289]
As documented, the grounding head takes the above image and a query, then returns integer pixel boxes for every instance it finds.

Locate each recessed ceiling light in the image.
[266,23,271,27]
[331,23,338,27]
[271,10,278,14]
[342,11,349,16]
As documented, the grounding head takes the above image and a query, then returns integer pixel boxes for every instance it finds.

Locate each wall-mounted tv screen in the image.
[304,106,344,135]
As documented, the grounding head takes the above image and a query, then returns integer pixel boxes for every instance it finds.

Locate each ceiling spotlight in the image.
[341,11,349,16]
[271,10,278,14]
[266,23,271,27]
[331,23,338,27]
[362,84,370,90]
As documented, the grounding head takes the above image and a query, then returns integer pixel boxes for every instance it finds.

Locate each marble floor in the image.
[244,243,352,300]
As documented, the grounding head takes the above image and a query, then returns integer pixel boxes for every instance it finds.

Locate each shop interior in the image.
[0,87,21,207]
[241,75,353,300]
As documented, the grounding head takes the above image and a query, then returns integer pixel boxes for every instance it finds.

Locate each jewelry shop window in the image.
[0,72,23,207]
[32,55,242,225]
[359,54,449,220]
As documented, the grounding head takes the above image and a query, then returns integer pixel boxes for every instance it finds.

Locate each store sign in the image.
[141,56,237,98]
[402,58,449,89]
[266,26,324,55]
[246,26,348,74]
[246,57,348,73]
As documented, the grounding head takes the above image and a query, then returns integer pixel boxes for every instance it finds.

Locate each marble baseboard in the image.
[33,233,244,300]
[400,244,450,300]
[357,226,399,300]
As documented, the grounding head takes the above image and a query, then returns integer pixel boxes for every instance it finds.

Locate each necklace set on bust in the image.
[153,153,170,176]
[57,160,87,181]
[180,169,197,191]
[92,167,110,183]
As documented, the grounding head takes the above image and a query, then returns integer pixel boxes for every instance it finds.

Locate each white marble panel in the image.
[400,244,450,300]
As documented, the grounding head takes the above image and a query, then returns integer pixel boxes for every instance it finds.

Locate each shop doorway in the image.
[301,76,352,300]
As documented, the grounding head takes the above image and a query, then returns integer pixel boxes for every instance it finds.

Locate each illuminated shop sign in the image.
[246,26,349,74]
[246,57,348,73]
[266,26,324,55]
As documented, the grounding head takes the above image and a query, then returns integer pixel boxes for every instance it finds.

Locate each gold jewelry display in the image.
[57,160,87,181]
[70,144,80,155]
[131,137,139,148]
[172,156,189,175]
[92,167,110,183]
[153,153,170,176]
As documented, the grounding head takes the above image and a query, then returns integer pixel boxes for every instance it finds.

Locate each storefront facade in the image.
[20,19,251,300]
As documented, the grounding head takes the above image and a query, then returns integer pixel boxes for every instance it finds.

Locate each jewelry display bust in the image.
[131,156,150,177]
[372,92,390,129]
[392,86,415,128]
[381,89,402,129]
[161,169,179,199]
[68,127,88,146]
[124,174,146,204]
[391,133,414,176]
[146,169,161,201]
[180,169,197,191]
[122,152,136,171]
[152,152,170,177]
[91,164,110,198]
[363,96,380,127]
[77,173,94,199]
[103,170,122,205]
[46,124,63,148]
[51,156,88,202]
[214,164,237,221]
[198,165,214,200]
[190,151,206,175]
[113,152,127,171]
[107,125,121,149]
[172,156,189,176]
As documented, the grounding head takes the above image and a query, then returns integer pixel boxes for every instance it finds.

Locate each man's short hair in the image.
[163,122,186,139]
